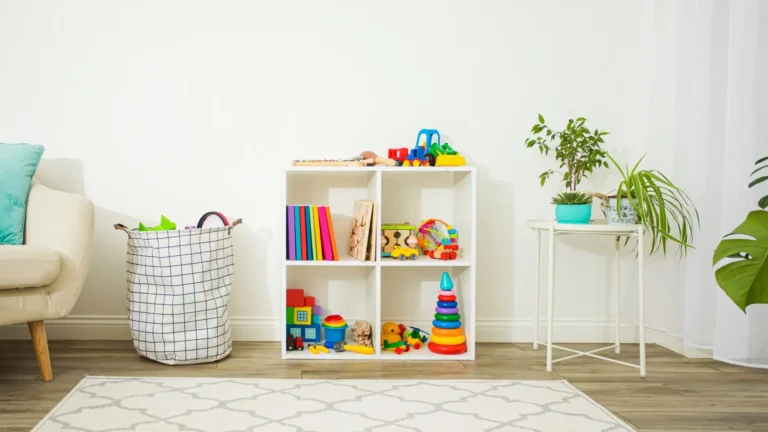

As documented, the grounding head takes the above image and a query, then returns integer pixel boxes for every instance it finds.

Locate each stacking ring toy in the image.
[433,319,461,329]
[438,295,456,302]
[428,341,467,355]
[429,335,466,345]
[435,307,459,314]
[432,327,463,337]
[438,290,454,296]
[434,313,461,321]
[437,301,458,308]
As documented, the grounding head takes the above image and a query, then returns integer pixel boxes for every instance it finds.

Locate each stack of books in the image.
[286,205,338,261]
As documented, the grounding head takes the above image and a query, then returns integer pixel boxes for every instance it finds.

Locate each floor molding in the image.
[0,315,711,358]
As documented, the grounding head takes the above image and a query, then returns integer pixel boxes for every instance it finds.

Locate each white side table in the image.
[527,220,646,377]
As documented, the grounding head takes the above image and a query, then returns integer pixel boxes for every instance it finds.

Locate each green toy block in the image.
[312,315,321,325]
[286,307,295,325]
[138,215,177,232]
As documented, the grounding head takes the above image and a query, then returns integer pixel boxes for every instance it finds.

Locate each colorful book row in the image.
[286,205,339,261]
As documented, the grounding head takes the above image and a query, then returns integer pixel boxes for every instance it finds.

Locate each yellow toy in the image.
[293,307,312,325]
[429,335,466,345]
[391,245,419,261]
[309,344,329,354]
[343,345,374,355]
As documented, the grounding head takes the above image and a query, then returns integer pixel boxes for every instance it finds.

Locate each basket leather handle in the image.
[114,223,130,232]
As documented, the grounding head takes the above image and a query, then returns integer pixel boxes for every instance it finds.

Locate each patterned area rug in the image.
[33,377,633,432]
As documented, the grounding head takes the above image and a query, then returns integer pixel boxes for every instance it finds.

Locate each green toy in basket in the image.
[138,215,177,232]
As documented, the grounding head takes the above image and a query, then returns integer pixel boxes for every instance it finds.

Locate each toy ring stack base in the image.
[428,341,467,355]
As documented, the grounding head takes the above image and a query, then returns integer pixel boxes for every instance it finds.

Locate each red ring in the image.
[438,295,457,302]
[196,211,230,228]
[428,342,467,355]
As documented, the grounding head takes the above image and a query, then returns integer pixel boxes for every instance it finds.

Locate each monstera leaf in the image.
[713,210,768,311]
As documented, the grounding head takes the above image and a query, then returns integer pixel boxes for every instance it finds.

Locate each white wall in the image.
[1,1,695,346]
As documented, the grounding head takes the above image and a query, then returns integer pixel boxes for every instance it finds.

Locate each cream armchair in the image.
[0,179,94,381]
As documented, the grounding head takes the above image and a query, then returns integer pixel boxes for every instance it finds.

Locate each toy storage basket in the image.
[114,219,241,365]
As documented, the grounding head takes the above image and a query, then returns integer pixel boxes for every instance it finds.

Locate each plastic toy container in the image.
[322,315,349,349]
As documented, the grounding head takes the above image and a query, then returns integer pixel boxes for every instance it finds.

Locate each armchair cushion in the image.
[0,245,60,290]
[0,143,45,245]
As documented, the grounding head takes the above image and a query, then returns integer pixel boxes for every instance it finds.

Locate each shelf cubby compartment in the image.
[283,266,377,360]
[285,170,378,266]
[381,266,474,360]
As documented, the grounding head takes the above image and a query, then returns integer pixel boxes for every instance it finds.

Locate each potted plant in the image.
[598,154,699,255]
[552,192,592,224]
[525,114,610,191]
[713,156,768,311]
[525,114,611,222]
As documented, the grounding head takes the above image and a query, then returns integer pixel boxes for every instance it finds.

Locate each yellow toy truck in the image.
[390,245,419,261]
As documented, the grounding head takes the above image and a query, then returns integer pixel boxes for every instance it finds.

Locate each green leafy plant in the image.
[713,156,768,312]
[551,192,592,205]
[751,156,768,209]
[606,154,699,255]
[525,114,610,190]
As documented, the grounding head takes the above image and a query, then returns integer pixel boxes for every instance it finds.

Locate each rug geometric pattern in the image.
[33,377,633,431]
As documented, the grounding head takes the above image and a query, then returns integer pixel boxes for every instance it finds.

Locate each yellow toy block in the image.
[293,307,312,325]
[435,154,467,167]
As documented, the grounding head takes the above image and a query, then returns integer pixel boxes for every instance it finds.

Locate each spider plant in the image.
[606,154,699,255]
[551,192,592,205]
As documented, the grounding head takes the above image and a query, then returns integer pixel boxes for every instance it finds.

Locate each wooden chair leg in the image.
[27,320,53,382]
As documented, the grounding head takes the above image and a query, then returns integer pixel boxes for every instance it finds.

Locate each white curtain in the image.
[646,0,768,367]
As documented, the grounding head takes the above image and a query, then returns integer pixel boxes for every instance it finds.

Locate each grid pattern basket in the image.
[115,221,240,365]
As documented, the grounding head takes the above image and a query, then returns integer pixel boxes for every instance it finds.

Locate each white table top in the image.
[526,219,643,235]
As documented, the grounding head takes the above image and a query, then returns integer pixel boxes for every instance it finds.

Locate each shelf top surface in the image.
[527,219,643,234]
[286,256,472,267]
[286,166,476,173]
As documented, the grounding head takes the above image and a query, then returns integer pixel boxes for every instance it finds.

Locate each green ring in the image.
[434,313,461,321]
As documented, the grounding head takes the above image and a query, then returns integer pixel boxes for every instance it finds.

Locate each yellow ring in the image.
[323,321,347,328]
[429,335,466,346]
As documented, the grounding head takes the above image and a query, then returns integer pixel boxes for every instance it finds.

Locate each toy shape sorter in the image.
[286,289,322,347]
[381,223,419,258]
[428,272,467,355]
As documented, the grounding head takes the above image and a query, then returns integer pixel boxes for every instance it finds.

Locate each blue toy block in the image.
[312,315,321,325]
[287,325,302,339]
[302,324,321,342]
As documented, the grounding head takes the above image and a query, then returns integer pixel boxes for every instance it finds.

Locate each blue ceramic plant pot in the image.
[555,204,591,224]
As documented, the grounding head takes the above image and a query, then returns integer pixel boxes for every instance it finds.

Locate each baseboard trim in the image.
[0,315,711,358]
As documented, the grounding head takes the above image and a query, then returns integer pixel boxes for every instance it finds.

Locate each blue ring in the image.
[437,301,458,308]
[432,319,461,329]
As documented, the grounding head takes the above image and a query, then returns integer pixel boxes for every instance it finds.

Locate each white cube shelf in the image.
[281,166,476,360]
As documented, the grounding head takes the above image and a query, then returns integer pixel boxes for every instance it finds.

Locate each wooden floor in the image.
[1,341,768,431]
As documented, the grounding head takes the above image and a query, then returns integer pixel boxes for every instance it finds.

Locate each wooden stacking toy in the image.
[428,272,467,355]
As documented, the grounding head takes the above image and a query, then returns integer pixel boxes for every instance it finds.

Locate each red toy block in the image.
[304,296,316,307]
[286,289,305,307]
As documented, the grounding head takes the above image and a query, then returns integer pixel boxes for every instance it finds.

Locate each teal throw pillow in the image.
[0,143,45,245]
